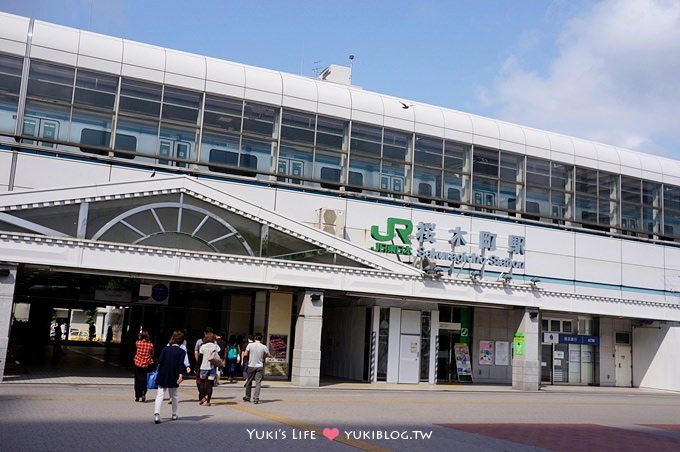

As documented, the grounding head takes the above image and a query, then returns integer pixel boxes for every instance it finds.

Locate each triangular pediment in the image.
[0,176,421,276]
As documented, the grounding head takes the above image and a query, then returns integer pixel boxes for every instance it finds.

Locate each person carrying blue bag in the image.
[153,330,187,424]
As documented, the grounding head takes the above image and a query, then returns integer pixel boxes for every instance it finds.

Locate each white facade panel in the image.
[574,257,621,285]
[575,234,621,261]
[274,190,347,228]
[441,109,473,135]
[205,57,246,87]
[349,90,384,119]
[13,154,112,190]
[498,122,526,154]
[121,64,164,83]
[414,122,444,137]
[621,240,663,268]
[76,55,122,75]
[0,12,29,43]
[633,326,680,392]
[0,38,26,57]
[32,21,79,54]
[164,72,205,91]
[524,252,574,280]
[243,67,282,99]
[661,158,680,186]
[205,80,245,99]
[444,128,473,144]
[316,102,351,120]
[164,49,206,80]
[663,246,680,271]
[413,104,444,130]
[470,116,500,148]
[29,46,77,66]
[523,128,550,157]
[244,88,282,105]
[316,83,351,113]
[621,263,664,289]
[639,154,663,182]
[383,115,413,132]
[78,30,123,62]
[281,95,317,112]
[525,226,574,256]
[281,74,318,102]
[382,97,414,125]
[122,40,165,72]
[572,139,598,169]
[550,150,575,165]
[0,151,12,188]
[548,134,575,158]
[350,109,383,125]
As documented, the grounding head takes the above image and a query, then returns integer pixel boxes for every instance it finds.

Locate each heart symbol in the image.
[322,427,339,440]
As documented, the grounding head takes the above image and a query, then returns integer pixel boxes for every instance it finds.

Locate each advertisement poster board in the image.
[454,343,472,376]
[495,341,509,365]
[268,334,288,362]
[479,341,494,365]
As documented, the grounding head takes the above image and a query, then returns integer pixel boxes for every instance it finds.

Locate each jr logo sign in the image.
[370,218,413,255]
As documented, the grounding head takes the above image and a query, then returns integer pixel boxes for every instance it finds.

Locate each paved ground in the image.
[2,345,680,451]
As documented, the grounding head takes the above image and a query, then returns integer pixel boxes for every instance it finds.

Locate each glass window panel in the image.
[664,185,680,211]
[119,78,162,117]
[348,154,380,190]
[526,186,550,216]
[444,141,469,172]
[664,211,680,237]
[242,102,276,137]
[551,191,571,220]
[621,203,641,232]
[350,123,382,156]
[501,181,523,213]
[74,70,118,110]
[0,53,24,95]
[643,181,661,207]
[278,143,313,184]
[161,86,201,124]
[473,147,498,178]
[22,100,70,145]
[550,320,560,332]
[316,116,346,150]
[643,207,660,234]
[551,162,572,190]
[472,176,498,208]
[0,93,19,133]
[27,61,74,102]
[11,204,80,236]
[280,109,315,145]
[70,108,113,147]
[526,157,550,186]
[598,198,615,225]
[414,136,442,167]
[116,116,159,156]
[621,176,641,204]
[382,128,409,161]
[575,194,597,224]
[599,172,618,199]
[158,124,197,167]
[241,136,274,175]
[203,94,242,132]
[381,159,407,195]
[414,166,441,199]
[500,152,523,182]
[199,131,240,173]
[315,149,345,189]
[444,172,467,205]
[575,167,597,195]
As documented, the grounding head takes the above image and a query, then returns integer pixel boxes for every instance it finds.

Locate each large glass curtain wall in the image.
[4,53,680,242]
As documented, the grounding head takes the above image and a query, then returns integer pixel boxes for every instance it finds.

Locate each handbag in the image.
[147,365,159,389]
[208,348,223,368]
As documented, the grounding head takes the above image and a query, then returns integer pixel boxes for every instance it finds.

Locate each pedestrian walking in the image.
[242,333,270,404]
[241,334,254,380]
[225,334,241,383]
[198,331,221,406]
[153,330,186,424]
[133,330,154,402]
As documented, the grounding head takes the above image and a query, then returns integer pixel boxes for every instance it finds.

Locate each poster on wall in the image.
[495,341,509,365]
[268,334,288,362]
[454,343,472,376]
[479,341,494,365]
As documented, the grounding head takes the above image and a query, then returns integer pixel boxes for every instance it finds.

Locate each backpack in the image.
[227,344,238,359]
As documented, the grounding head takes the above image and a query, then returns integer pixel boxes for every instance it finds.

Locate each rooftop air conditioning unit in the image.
[318,208,345,237]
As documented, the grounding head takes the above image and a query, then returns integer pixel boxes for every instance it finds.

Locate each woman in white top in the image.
[197,332,221,406]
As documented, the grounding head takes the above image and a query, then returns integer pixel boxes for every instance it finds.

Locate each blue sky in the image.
[4,0,680,159]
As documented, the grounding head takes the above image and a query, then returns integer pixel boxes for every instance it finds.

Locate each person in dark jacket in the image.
[153,330,186,424]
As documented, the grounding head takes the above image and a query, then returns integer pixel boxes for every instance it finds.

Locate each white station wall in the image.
[633,325,680,392]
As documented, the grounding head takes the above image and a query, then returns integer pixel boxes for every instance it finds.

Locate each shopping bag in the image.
[147,368,158,389]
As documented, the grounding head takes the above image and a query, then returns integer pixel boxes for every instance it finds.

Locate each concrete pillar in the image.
[291,290,323,387]
[512,307,541,391]
[0,264,18,380]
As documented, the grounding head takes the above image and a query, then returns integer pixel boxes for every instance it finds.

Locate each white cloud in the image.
[482,0,680,157]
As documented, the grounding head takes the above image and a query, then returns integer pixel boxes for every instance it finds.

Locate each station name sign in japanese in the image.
[370,217,525,272]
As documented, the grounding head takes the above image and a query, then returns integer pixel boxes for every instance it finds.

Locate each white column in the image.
[429,309,439,384]
[291,290,323,387]
[386,307,401,383]
[512,308,541,391]
[0,264,17,380]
